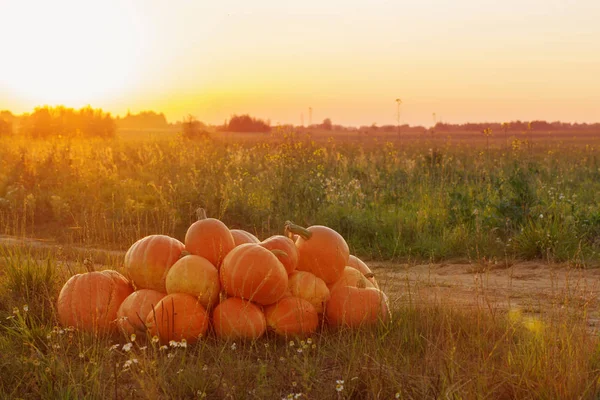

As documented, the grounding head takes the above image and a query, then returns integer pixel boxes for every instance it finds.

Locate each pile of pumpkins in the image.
[56,210,390,344]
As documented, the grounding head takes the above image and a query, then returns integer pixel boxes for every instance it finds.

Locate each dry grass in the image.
[1,130,599,262]
[1,129,600,398]
[1,247,600,399]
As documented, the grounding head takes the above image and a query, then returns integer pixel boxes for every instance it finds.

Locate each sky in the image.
[0,0,599,127]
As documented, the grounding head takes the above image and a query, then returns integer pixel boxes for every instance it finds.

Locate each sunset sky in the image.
[1,0,599,126]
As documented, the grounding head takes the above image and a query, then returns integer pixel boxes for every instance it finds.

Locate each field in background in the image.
[1,129,599,263]
[2,129,600,398]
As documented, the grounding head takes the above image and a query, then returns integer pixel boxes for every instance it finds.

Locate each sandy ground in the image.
[372,260,600,330]
[2,234,600,329]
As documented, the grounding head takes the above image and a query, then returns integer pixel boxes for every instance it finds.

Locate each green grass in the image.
[1,247,599,399]
[1,130,599,263]
[0,132,600,265]
[1,130,600,398]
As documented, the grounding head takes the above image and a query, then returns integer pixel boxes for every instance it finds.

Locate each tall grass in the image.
[1,248,599,399]
[0,131,599,263]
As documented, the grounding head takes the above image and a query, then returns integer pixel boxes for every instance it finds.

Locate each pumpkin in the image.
[165,255,220,309]
[347,255,378,288]
[265,297,319,336]
[57,270,133,333]
[285,222,349,284]
[220,243,288,305]
[260,235,298,274]
[328,266,376,294]
[185,209,235,267]
[212,297,266,340]
[146,293,209,344]
[288,271,330,313]
[117,289,166,336]
[326,279,390,328]
[231,229,260,246]
[124,234,185,292]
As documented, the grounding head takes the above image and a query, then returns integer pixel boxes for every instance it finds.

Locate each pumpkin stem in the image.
[356,278,367,289]
[83,257,95,273]
[195,207,207,221]
[270,249,288,258]
[284,221,312,240]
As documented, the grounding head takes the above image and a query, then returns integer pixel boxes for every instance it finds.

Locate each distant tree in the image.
[226,114,270,133]
[19,106,115,139]
[116,111,169,130]
[321,118,332,130]
[79,106,116,138]
[182,115,209,139]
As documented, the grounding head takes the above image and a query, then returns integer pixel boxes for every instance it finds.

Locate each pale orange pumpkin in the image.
[288,271,330,313]
[260,235,298,274]
[220,243,288,305]
[212,297,266,340]
[328,266,376,294]
[230,229,260,246]
[347,255,378,288]
[326,280,390,328]
[185,209,235,267]
[117,289,166,336]
[146,293,209,344]
[124,234,185,292]
[57,270,133,333]
[265,297,319,337]
[285,222,349,284]
[165,255,220,309]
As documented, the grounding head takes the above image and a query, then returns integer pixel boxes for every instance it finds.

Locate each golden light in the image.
[1,0,145,107]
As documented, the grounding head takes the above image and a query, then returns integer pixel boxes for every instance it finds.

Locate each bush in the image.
[182,116,210,140]
[226,114,270,133]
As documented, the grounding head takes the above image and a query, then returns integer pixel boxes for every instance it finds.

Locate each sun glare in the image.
[1,0,145,107]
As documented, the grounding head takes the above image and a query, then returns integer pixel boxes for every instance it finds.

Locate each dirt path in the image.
[372,261,600,330]
[2,235,599,329]
[0,234,125,266]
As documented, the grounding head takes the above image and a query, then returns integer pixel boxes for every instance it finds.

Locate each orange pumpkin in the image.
[260,235,298,274]
[117,289,166,336]
[231,229,260,246]
[328,266,376,294]
[57,270,133,333]
[347,255,378,288]
[146,293,209,344]
[220,243,288,305]
[165,255,220,309]
[185,210,235,267]
[326,280,390,328]
[124,235,185,292]
[212,297,266,340]
[288,271,330,313]
[285,222,349,284]
[265,297,319,337]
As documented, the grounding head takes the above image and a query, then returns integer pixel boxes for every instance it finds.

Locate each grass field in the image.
[1,129,599,263]
[1,129,600,399]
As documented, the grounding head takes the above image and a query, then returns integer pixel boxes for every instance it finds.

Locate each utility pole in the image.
[395,99,402,143]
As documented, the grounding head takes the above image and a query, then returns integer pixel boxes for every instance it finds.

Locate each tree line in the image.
[2,106,600,140]
[0,106,116,139]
